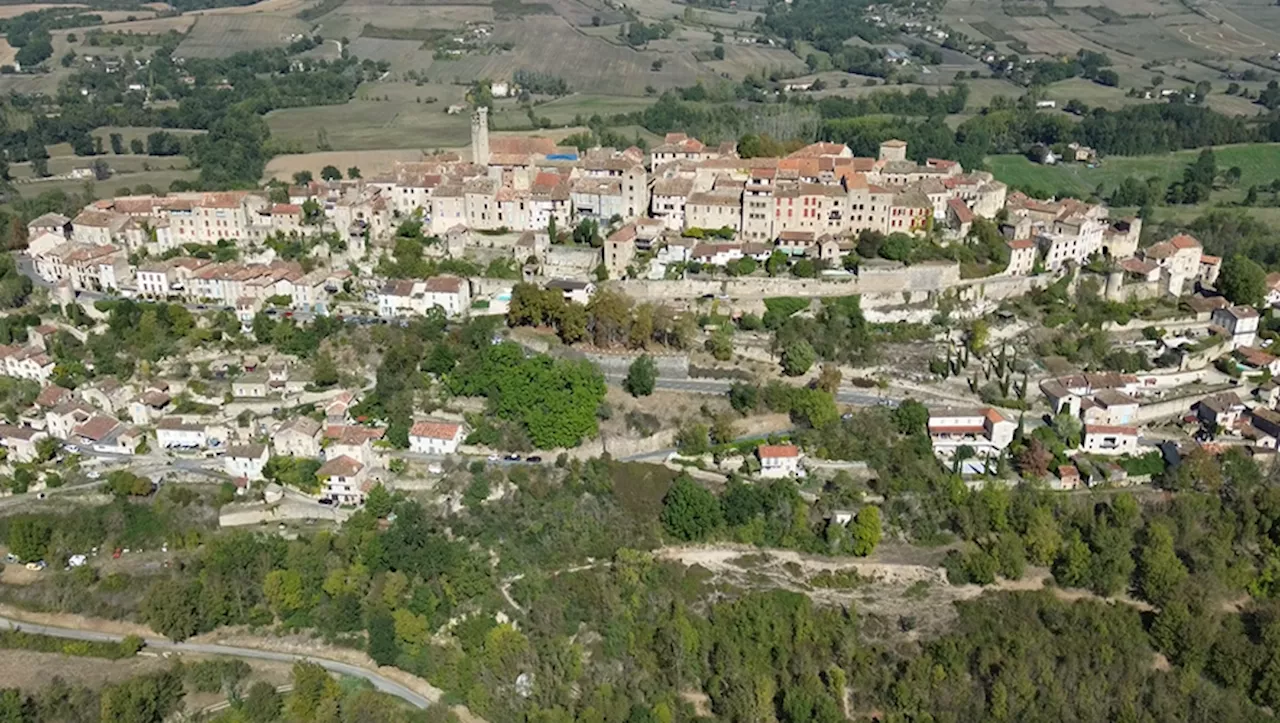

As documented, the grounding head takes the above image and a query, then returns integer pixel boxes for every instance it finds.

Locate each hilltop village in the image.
[0,106,1269,517]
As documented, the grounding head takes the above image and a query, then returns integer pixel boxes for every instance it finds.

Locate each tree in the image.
[728,382,759,414]
[1136,521,1187,606]
[99,670,184,723]
[109,133,124,155]
[312,352,339,388]
[781,339,816,376]
[292,170,313,186]
[243,681,284,723]
[130,138,144,154]
[849,507,881,556]
[661,476,722,541]
[347,166,361,179]
[892,399,929,435]
[142,579,202,641]
[320,165,342,181]
[815,363,841,393]
[573,218,602,247]
[1218,254,1266,306]
[365,483,393,518]
[706,327,733,361]
[7,518,51,561]
[366,610,398,666]
[624,354,657,397]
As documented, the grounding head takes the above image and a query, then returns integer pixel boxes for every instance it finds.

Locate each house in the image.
[927,407,1016,461]
[0,425,47,463]
[1266,272,1280,307]
[324,391,357,423]
[44,401,96,440]
[71,415,122,449]
[1257,379,1280,410]
[1081,424,1139,456]
[232,372,270,398]
[1210,305,1260,349]
[408,421,464,456]
[1198,392,1245,430]
[1237,346,1280,376]
[274,416,322,458]
[1082,390,1139,426]
[128,389,172,425]
[155,417,208,449]
[35,385,71,410]
[317,455,368,505]
[545,279,595,306]
[1056,464,1083,490]
[324,425,384,467]
[225,443,269,480]
[378,276,471,319]
[1250,407,1280,443]
[757,444,802,478]
[1006,239,1036,276]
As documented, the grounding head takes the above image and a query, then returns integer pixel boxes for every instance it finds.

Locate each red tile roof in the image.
[409,421,461,440]
[318,455,363,478]
[758,444,799,458]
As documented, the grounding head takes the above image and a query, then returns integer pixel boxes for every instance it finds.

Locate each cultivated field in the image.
[0,3,84,18]
[987,143,1280,197]
[703,43,807,78]
[264,148,427,179]
[426,15,711,96]
[175,14,311,58]
[266,96,473,150]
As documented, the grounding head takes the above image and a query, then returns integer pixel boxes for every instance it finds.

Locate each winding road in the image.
[0,615,437,710]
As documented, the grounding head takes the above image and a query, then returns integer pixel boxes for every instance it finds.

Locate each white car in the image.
[487,454,499,461]
[87,471,100,480]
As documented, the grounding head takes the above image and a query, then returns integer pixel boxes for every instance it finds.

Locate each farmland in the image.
[425,15,712,96]
[986,143,1280,198]
[174,14,311,59]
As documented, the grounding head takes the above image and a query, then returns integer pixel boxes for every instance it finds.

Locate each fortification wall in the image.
[610,261,963,302]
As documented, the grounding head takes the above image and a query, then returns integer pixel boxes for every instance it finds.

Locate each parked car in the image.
[318,498,335,506]
[504,454,522,461]
[526,456,542,463]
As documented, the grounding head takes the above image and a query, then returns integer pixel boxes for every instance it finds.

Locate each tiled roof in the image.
[409,421,462,440]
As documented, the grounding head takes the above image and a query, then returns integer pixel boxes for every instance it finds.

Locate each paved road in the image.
[602,374,897,407]
[0,615,435,709]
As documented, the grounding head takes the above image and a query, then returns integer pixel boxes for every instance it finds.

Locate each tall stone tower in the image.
[471,106,490,166]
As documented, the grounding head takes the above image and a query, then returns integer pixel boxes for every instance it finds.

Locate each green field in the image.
[267,98,473,150]
[986,143,1280,198]
[16,169,198,199]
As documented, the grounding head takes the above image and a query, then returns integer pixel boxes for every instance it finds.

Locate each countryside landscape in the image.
[6,0,1280,719]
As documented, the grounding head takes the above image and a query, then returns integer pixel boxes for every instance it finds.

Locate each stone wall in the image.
[573,349,690,378]
[610,261,963,302]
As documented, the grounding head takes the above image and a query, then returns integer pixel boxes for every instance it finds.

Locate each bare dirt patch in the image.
[263,148,426,180]
[87,14,196,34]
[200,0,313,14]
[657,544,1157,640]
[0,649,169,691]
[0,564,40,586]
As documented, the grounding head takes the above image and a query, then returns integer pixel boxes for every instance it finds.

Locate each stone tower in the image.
[471,106,490,166]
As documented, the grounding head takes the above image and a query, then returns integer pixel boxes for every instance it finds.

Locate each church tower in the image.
[471,106,490,166]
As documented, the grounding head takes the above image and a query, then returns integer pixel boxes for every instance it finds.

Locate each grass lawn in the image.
[986,143,1280,198]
